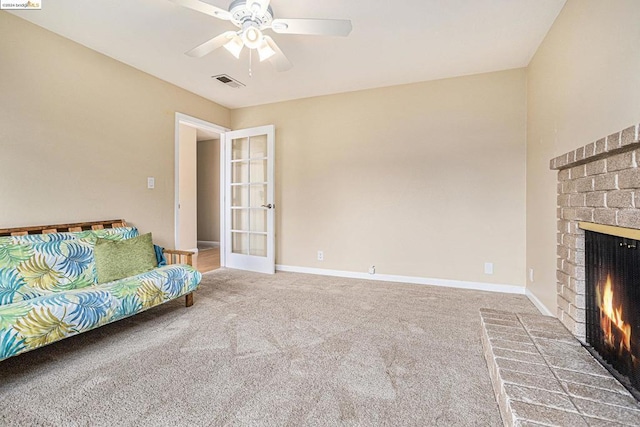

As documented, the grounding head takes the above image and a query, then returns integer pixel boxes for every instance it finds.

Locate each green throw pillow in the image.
[94,232,158,284]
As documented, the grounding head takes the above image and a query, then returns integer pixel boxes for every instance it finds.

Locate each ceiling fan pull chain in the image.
[249,48,253,78]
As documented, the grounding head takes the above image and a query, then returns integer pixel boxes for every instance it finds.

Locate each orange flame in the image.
[599,275,632,352]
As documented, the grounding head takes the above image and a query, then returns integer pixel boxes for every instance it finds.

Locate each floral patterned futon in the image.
[0,227,201,361]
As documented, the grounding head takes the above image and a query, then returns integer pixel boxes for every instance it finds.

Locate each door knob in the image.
[261,204,274,209]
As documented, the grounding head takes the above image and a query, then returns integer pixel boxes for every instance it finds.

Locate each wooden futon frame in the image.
[0,219,196,307]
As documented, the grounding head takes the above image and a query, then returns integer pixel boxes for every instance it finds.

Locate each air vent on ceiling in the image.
[212,74,245,89]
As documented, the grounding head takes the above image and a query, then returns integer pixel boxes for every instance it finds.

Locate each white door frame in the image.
[174,113,229,258]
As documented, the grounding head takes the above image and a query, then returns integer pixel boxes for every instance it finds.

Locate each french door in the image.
[223,125,275,274]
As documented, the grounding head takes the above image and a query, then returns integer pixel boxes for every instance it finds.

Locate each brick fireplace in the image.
[478,128,640,425]
[551,122,640,341]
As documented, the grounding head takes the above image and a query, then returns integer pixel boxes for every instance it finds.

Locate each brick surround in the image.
[551,123,640,340]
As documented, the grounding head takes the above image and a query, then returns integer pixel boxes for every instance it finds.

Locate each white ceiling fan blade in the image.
[186,31,237,57]
[270,18,352,37]
[247,0,270,14]
[170,0,232,21]
[264,36,292,72]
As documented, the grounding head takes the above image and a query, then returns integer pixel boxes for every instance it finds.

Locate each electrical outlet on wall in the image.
[484,262,494,275]
[147,177,155,189]
[317,251,324,261]
[529,268,535,282]
[368,265,375,275]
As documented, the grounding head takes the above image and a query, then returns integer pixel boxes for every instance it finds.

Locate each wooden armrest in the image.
[163,250,196,307]
[163,249,195,266]
[164,249,196,256]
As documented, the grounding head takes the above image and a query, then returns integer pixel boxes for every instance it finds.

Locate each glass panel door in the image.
[223,126,274,273]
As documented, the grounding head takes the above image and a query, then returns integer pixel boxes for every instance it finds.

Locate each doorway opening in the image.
[196,135,221,273]
[174,113,228,273]
[176,114,276,275]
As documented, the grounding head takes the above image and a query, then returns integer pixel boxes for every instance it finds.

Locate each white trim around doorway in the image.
[174,112,229,263]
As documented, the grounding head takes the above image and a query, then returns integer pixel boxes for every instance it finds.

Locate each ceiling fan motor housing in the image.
[229,0,273,27]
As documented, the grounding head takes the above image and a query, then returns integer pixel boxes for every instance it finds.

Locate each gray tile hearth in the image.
[480,309,640,427]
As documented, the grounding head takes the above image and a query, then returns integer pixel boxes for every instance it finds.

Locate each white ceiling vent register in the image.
[213,74,246,88]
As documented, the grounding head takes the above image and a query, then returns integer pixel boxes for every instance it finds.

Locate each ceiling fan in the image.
[171,0,353,71]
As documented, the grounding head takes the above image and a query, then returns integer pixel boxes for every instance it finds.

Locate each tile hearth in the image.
[480,309,640,426]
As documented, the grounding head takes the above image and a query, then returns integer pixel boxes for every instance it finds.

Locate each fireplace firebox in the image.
[585,228,640,399]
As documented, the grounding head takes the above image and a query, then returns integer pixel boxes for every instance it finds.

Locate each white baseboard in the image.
[197,240,220,248]
[275,264,526,295]
[525,288,555,317]
[183,247,199,253]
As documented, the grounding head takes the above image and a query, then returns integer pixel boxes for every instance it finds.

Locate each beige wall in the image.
[0,12,229,247]
[177,124,198,250]
[197,139,220,242]
[13,2,636,298]
[526,0,640,312]
[232,69,527,286]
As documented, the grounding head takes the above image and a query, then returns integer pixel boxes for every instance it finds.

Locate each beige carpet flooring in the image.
[0,269,538,426]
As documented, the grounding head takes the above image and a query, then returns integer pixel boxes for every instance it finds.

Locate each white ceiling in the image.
[10,0,566,109]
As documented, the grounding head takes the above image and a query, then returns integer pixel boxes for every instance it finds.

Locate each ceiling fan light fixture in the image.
[257,38,276,61]
[223,35,244,58]
[176,0,352,72]
[242,26,263,49]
